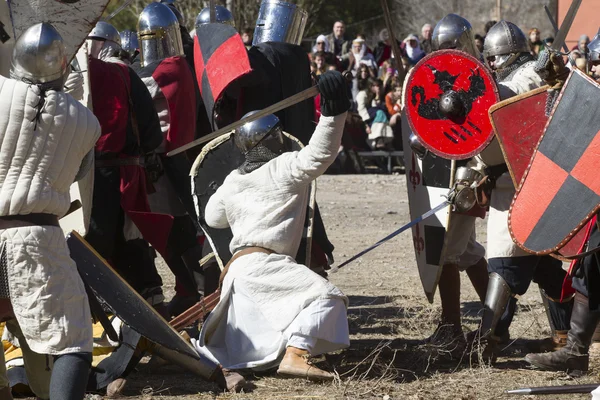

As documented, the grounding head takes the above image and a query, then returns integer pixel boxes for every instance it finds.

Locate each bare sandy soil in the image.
[94,174,600,400]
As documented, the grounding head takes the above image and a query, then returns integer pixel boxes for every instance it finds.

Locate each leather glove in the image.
[534,50,570,90]
[318,70,351,117]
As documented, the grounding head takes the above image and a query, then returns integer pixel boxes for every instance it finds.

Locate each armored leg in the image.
[540,288,573,349]
[525,292,600,373]
[480,272,514,339]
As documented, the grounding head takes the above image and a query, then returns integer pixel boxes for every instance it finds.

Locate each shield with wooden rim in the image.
[6,0,109,63]
[401,111,452,303]
[190,131,315,270]
[404,49,499,160]
[489,85,586,259]
[509,70,600,256]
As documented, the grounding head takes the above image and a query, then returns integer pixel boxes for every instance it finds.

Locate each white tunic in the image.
[195,114,350,369]
[0,76,100,354]
[477,62,544,258]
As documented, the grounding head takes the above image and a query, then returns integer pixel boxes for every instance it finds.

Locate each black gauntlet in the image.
[318,71,351,117]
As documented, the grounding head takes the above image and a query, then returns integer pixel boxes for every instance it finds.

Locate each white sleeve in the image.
[204,186,229,229]
[277,113,346,186]
[356,92,370,121]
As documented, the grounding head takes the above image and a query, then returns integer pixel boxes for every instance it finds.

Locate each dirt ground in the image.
[104,174,600,400]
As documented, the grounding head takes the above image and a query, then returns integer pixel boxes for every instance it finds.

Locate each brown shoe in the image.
[222,368,246,392]
[106,378,126,398]
[277,347,333,381]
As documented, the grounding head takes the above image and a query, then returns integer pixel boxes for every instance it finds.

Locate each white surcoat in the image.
[0,76,100,354]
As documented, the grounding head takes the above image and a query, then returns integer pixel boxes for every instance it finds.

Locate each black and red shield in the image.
[510,70,600,255]
[490,85,586,258]
[404,50,499,160]
[194,23,252,127]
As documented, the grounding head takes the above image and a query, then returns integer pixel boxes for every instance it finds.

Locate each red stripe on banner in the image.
[570,130,600,195]
[511,152,568,245]
[194,36,206,95]
[204,34,251,104]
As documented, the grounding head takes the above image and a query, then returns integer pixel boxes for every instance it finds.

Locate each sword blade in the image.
[544,5,571,55]
[506,383,600,395]
[552,0,582,53]
[329,200,451,273]
[103,0,135,22]
[166,85,320,156]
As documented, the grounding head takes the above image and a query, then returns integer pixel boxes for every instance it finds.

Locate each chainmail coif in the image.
[238,144,281,174]
[496,53,534,82]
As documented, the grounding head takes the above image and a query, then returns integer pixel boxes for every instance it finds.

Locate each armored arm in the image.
[285,71,350,184]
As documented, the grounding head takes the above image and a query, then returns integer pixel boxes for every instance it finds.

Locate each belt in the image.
[0,213,60,229]
[95,157,141,168]
[219,246,274,287]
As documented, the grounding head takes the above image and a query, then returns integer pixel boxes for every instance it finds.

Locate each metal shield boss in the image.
[190,131,310,269]
[509,70,600,256]
[6,0,110,65]
[404,49,499,160]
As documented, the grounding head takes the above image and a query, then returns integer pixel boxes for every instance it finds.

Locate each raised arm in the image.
[284,71,350,184]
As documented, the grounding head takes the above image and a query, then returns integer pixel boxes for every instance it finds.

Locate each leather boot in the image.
[277,347,333,381]
[525,292,600,373]
[438,264,462,330]
[106,378,127,398]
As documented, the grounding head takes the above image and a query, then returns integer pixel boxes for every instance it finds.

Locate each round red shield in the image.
[404,50,499,160]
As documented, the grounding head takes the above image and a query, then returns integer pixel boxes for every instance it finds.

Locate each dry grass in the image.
[53,176,600,399]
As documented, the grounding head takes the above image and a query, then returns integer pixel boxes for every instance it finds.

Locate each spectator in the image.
[374,28,405,66]
[528,28,545,57]
[569,49,587,70]
[574,34,590,55]
[403,34,426,65]
[313,34,339,69]
[385,80,403,128]
[349,38,378,99]
[474,34,484,54]
[356,79,394,150]
[313,51,329,75]
[379,59,395,94]
[310,61,318,75]
[326,20,351,58]
[241,27,253,49]
[421,23,433,54]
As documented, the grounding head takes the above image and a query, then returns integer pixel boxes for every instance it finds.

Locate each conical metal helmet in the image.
[195,5,235,29]
[432,14,479,58]
[138,2,184,67]
[10,22,68,85]
[89,21,122,46]
[483,20,529,60]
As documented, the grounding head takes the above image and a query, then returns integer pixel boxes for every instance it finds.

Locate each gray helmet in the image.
[138,2,184,68]
[10,22,68,85]
[119,30,139,59]
[589,29,600,62]
[160,0,185,26]
[88,21,122,46]
[234,112,284,154]
[432,14,479,58]
[483,20,529,69]
[195,5,234,29]
[252,0,307,46]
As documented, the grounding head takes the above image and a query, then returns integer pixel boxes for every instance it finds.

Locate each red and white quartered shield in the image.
[404,50,499,160]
